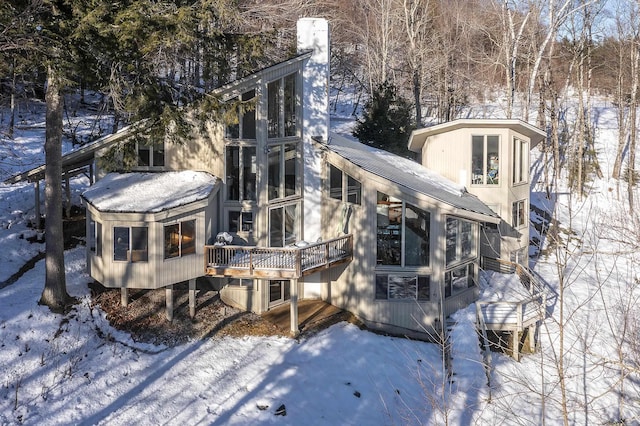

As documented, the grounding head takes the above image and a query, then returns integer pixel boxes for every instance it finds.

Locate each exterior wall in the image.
[87,194,217,290]
[419,126,533,261]
[165,120,225,177]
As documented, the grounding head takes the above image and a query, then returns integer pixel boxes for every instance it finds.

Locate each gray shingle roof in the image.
[324,133,500,220]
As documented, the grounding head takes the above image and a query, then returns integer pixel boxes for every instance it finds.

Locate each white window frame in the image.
[512,137,529,184]
[512,200,527,228]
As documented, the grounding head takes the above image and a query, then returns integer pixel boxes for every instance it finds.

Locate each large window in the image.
[137,141,164,167]
[445,263,475,298]
[471,135,499,185]
[164,220,196,259]
[377,192,430,266]
[328,164,362,205]
[226,145,256,201]
[445,217,477,266]
[512,200,527,228]
[226,90,256,140]
[512,137,528,184]
[268,73,298,138]
[114,226,148,262]
[270,203,298,247]
[375,275,430,301]
[268,142,298,200]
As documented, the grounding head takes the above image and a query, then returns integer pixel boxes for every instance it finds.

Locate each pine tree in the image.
[352,82,415,158]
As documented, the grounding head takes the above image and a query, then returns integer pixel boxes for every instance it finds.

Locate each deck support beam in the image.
[166,285,174,321]
[290,279,299,336]
[120,288,129,307]
[189,279,196,318]
[528,324,537,352]
[512,331,520,362]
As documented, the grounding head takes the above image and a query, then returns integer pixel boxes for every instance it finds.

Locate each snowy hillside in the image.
[1,97,639,425]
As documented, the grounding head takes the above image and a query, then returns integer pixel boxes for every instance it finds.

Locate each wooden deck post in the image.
[166,285,174,321]
[120,288,129,307]
[512,331,520,362]
[290,279,299,336]
[189,279,196,318]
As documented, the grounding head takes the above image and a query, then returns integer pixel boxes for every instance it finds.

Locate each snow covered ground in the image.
[1,96,639,425]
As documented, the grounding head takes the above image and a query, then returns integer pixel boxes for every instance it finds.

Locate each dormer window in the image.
[471,135,499,185]
[268,73,298,138]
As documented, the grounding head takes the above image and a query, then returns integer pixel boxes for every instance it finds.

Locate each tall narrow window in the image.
[329,164,343,200]
[89,220,102,257]
[226,145,256,201]
[268,80,281,138]
[512,200,527,228]
[270,204,298,247]
[512,137,528,184]
[284,74,297,137]
[268,143,299,201]
[376,192,430,267]
[471,135,499,185]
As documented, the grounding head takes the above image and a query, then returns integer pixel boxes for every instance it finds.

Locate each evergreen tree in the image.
[352,81,415,158]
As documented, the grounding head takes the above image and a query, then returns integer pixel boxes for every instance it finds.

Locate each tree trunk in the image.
[39,65,73,313]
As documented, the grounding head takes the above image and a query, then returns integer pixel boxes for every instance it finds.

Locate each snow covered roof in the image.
[82,171,218,213]
[324,133,500,221]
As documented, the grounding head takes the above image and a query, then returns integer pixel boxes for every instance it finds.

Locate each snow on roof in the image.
[325,133,499,219]
[82,171,217,213]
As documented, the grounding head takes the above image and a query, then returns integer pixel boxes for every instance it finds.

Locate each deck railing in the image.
[204,234,353,279]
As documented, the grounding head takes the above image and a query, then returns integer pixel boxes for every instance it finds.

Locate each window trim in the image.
[512,137,529,185]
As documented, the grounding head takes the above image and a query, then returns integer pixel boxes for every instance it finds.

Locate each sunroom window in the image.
[376,192,430,266]
[226,145,257,201]
[375,275,430,301]
[114,226,148,262]
[445,217,477,266]
[164,220,196,259]
[471,135,499,185]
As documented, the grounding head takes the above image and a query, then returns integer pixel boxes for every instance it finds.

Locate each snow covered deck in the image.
[204,235,353,279]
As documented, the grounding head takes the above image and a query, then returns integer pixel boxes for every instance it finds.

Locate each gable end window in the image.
[114,226,148,262]
[226,90,256,140]
[471,135,499,185]
[328,164,362,205]
[268,73,298,139]
[377,192,430,267]
[164,220,196,259]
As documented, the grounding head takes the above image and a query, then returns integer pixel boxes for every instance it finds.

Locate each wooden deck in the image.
[204,235,353,279]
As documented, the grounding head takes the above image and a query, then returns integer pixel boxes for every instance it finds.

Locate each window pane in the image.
[284,204,298,246]
[153,142,164,167]
[114,227,129,261]
[405,204,430,266]
[329,164,342,200]
[241,212,253,232]
[268,80,281,138]
[138,146,150,167]
[243,147,256,200]
[165,224,180,259]
[460,220,473,260]
[284,74,296,137]
[388,276,417,300]
[131,227,148,262]
[226,146,240,200]
[181,220,196,255]
[284,143,297,197]
[417,276,430,301]
[375,275,388,300]
[268,145,281,200]
[270,208,283,247]
[241,90,256,139]
[228,211,240,233]
[472,136,484,184]
[446,218,458,265]
[376,192,401,265]
[89,220,96,252]
[347,175,361,204]
[487,135,499,185]
[96,222,102,257]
